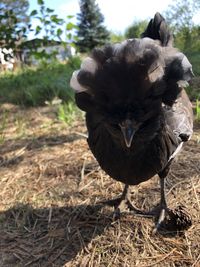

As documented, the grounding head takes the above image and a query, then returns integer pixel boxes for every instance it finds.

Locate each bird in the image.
[70,13,194,232]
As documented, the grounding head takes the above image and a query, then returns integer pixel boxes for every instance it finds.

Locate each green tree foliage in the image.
[25,0,79,61]
[0,0,30,50]
[125,20,148,39]
[110,32,125,43]
[0,0,78,62]
[30,0,65,43]
[174,25,200,52]
[0,0,29,24]
[76,0,110,52]
[164,0,199,31]
[164,0,200,52]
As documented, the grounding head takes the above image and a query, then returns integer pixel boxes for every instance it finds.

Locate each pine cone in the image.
[160,205,192,232]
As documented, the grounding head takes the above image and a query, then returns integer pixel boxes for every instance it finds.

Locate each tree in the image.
[0,0,29,24]
[27,0,78,61]
[110,32,125,43]
[76,0,110,52]
[164,0,200,51]
[30,0,64,43]
[164,0,200,31]
[0,0,78,63]
[0,0,30,50]
[125,20,148,39]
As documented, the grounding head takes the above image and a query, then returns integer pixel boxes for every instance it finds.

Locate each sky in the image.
[28,0,200,39]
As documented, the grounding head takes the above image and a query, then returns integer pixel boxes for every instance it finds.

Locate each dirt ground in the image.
[0,103,199,267]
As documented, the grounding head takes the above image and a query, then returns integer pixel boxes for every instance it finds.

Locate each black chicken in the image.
[70,13,194,232]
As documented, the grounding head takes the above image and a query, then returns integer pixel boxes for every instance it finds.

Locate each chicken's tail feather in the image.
[141,12,173,46]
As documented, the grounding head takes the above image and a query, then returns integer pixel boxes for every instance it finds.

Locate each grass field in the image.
[0,102,199,267]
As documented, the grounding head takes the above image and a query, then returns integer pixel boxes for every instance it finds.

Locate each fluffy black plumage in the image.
[70,13,194,232]
[142,12,173,46]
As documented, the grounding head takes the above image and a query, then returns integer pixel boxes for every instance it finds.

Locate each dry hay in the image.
[0,103,199,267]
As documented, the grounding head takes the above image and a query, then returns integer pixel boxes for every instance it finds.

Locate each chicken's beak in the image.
[119,120,135,148]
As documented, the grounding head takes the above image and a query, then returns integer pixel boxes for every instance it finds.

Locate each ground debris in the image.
[0,105,200,267]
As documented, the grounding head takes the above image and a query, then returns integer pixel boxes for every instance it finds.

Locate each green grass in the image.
[0,56,81,107]
[58,102,83,125]
[0,109,8,144]
[196,99,200,122]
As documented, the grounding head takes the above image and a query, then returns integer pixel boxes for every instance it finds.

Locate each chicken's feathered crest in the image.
[70,13,194,111]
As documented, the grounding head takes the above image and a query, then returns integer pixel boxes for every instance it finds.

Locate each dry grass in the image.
[0,103,200,267]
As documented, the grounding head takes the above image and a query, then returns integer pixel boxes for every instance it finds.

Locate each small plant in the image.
[15,116,27,138]
[196,99,200,122]
[58,102,79,125]
[0,110,8,144]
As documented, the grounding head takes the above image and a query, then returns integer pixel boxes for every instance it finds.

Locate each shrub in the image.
[0,57,81,106]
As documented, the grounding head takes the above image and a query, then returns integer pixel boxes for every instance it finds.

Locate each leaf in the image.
[37,0,44,5]
[57,28,63,37]
[22,27,27,34]
[28,23,32,29]
[50,14,58,23]
[44,20,51,25]
[67,33,72,40]
[36,25,42,35]
[30,10,38,17]
[50,15,64,25]
[66,22,75,31]
[46,8,54,13]
[67,15,74,19]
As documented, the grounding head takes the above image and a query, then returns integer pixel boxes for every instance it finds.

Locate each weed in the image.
[0,109,8,144]
[15,116,27,138]
[196,99,200,122]
[58,102,81,125]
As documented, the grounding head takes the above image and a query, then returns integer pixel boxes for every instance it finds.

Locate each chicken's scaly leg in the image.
[114,184,143,217]
[153,177,168,233]
[103,184,153,218]
[153,173,192,233]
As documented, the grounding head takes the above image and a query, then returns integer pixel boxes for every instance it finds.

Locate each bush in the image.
[184,52,200,101]
[0,57,81,106]
[125,21,148,39]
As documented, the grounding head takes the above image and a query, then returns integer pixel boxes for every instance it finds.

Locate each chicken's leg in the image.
[103,184,153,218]
[153,173,192,233]
[153,177,168,233]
